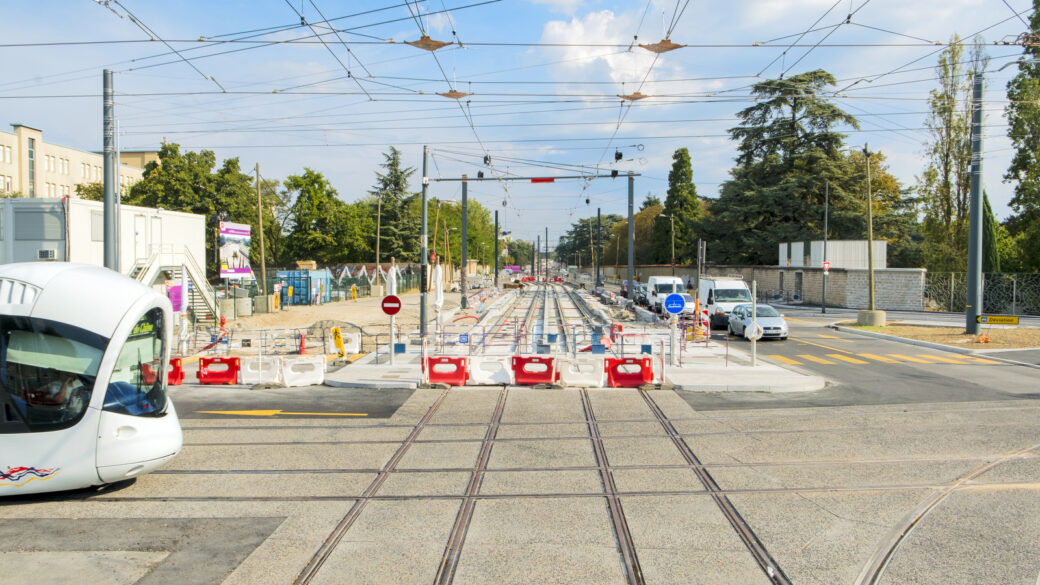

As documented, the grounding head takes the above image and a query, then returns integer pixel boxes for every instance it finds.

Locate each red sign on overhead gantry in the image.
[381,295,402,316]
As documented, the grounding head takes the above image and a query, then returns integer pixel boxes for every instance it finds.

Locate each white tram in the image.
[0,263,182,496]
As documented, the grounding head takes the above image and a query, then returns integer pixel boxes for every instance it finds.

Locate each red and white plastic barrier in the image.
[467,356,513,385]
[238,357,283,385]
[196,357,241,385]
[512,356,559,385]
[604,357,654,388]
[425,356,469,386]
[558,357,605,388]
[167,358,185,386]
[282,356,326,387]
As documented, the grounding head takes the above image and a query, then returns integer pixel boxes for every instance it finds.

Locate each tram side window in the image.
[0,319,104,433]
[104,309,167,417]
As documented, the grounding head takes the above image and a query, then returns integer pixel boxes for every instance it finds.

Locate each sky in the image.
[1,0,1035,250]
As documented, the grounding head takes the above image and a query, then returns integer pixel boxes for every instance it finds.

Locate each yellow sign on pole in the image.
[331,326,346,358]
[977,315,1019,325]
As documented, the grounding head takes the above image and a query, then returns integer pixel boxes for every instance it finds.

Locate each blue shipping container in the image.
[276,269,332,306]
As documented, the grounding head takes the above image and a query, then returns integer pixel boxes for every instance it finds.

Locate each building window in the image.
[15,210,62,241]
[3,146,10,164]
[27,138,35,198]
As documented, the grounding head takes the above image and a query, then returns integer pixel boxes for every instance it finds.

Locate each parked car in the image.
[636,284,649,306]
[727,304,788,340]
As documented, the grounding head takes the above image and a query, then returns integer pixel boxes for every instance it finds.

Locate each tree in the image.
[701,70,867,265]
[1004,0,1040,272]
[283,168,371,264]
[126,144,264,274]
[503,238,533,268]
[603,204,662,267]
[75,182,103,201]
[650,148,701,264]
[640,194,661,210]
[554,214,623,268]
[917,36,987,272]
[369,147,417,263]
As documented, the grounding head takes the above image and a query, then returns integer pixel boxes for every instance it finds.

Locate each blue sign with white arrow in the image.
[663,293,686,315]
[458,334,470,344]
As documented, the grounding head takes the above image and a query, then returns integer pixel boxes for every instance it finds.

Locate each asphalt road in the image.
[682,307,1040,411]
[170,383,415,419]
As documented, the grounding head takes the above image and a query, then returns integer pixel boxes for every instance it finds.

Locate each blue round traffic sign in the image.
[664,293,686,315]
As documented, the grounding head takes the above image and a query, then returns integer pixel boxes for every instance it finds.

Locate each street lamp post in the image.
[660,213,675,276]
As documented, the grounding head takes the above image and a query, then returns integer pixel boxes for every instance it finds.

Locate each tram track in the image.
[433,388,508,585]
[580,388,645,585]
[639,388,792,585]
[291,388,450,585]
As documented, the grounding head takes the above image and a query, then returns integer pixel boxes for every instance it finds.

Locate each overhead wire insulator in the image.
[614,150,623,162]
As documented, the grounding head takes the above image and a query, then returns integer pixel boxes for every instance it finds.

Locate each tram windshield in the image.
[103,309,167,417]
[0,316,106,433]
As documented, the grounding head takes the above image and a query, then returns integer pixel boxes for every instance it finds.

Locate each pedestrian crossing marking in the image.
[799,354,836,365]
[858,353,901,363]
[771,353,1003,367]
[887,354,933,364]
[827,353,869,364]
[918,354,970,365]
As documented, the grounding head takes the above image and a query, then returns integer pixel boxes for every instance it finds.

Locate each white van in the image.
[698,277,752,328]
[647,276,685,314]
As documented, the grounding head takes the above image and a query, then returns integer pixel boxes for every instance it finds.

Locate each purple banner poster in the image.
[219,221,252,279]
[168,284,184,312]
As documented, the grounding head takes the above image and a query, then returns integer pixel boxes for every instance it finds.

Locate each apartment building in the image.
[0,123,154,198]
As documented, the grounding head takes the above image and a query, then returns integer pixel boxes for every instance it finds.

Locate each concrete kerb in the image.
[830,323,1040,370]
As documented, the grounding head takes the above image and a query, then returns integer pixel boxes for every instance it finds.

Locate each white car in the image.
[727,304,789,340]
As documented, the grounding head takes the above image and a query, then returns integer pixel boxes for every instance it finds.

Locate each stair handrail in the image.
[133,251,162,283]
[181,246,217,316]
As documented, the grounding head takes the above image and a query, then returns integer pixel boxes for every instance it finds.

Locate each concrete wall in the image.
[600,263,925,311]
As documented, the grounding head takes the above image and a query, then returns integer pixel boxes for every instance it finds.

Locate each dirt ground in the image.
[844,322,1040,349]
[225,291,467,337]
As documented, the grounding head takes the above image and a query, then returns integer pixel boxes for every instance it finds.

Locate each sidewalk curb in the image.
[830,324,1040,370]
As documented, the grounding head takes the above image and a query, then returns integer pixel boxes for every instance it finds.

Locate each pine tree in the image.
[650,148,701,264]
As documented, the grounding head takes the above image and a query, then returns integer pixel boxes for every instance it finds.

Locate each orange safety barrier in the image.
[424,356,469,386]
[140,363,158,385]
[609,323,623,342]
[512,356,559,385]
[604,357,654,388]
[167,358,185,386]
[196,357,241,385]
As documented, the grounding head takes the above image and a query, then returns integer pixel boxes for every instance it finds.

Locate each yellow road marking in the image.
[967,356,1001,364]
[918,354,970,364]
[827,353,869,364]
[799,354,836,365]
[858,353,901,363]
[888,354,933,364]
[345,353,367,363]
[768,355,802,365]
[197,410,368,417]
[792,337,855,354]
[818,334,840,339]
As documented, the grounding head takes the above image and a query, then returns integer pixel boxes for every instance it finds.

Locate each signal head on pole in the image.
[483,154,491,165]
[614,150,623,162]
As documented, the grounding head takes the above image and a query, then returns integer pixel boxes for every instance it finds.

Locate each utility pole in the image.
[461,175,468,309]
[545,226,549,283]
[536,234,540,281]
[669,214,675,277]
[256,162,267,295]
[103,69,117,271]
[857,144,885,326]
[822,181,828,314]
[420,146,429,340]
[965,72,984,335]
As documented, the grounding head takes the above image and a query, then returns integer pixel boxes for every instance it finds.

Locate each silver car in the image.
[727,304,788,340]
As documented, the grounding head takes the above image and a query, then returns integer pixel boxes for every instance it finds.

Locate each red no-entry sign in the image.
[381,294,402,316]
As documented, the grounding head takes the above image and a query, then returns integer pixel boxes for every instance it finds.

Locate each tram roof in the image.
[0,263,165,338]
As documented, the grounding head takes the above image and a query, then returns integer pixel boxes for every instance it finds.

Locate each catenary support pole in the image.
[420,146,429,340]
[103,69,117,270]
[494,210,499,287]
[627,173,635,300]
[461,176,468,309]
[545,227,549,283]
[596,208,602,286]
[864,144,875,311]
[256,163,267,296]
[966,73,984,335]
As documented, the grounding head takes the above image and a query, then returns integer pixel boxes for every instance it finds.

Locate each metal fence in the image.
[925,272,1040,315]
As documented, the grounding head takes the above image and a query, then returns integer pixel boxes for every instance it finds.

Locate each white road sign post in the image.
[664,293,686,367]
[382,295,402,365]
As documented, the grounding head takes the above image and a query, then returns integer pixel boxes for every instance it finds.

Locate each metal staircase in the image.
[131,246,218,325]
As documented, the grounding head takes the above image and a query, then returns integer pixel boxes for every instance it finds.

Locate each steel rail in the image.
[639,389,791,585]
[291,389,450,585]
[434,388,509,585]
[580,388,645,585]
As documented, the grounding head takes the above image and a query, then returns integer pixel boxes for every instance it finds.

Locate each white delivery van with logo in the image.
[647,276,685,314]
[697,277,752,328]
